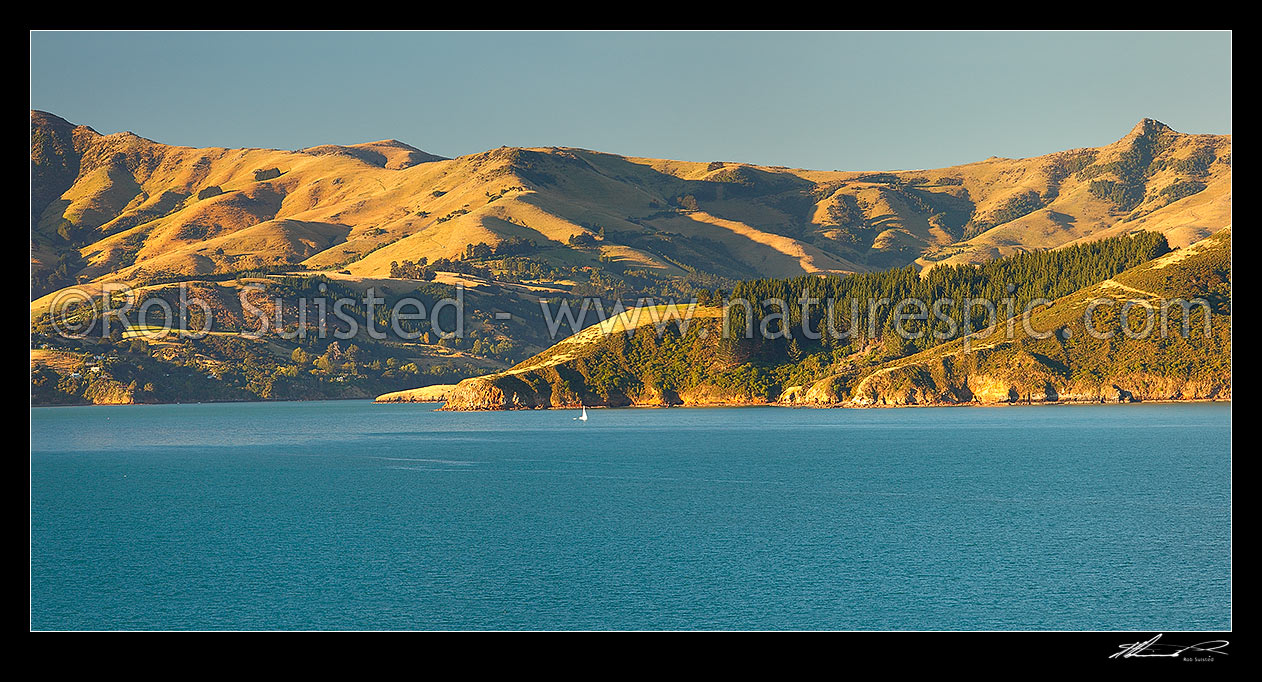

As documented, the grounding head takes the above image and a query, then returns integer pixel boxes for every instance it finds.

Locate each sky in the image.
[30,30,1232,171]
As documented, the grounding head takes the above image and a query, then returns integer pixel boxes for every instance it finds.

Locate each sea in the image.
[30,400,1231,630]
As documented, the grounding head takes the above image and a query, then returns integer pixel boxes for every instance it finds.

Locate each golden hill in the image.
[436,303,727,410]
[806,228,1232,406]
[32,111,1230,299]
[915,119,1232,268]
[434,230,1230,410]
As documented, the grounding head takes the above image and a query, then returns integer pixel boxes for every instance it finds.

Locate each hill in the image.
[436,230,1230,409]
[434,303,726,409]
[803,229,1231,406]
[31,111,1231,406]
[32,111,1230,300]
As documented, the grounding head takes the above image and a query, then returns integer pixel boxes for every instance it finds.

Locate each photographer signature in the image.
[1110,634,1229,659]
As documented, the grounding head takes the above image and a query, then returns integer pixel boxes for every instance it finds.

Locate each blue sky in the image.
[30,31,1232,171]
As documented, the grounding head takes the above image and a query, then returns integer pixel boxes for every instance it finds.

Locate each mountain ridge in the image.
[32,111,1231,302]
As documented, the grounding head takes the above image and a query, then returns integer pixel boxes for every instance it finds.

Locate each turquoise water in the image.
[31,401,1231,630]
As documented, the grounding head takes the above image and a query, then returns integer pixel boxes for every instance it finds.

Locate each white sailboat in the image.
[575,406,588,421]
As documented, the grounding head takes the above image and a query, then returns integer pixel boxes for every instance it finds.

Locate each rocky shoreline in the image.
[406,394,1231,411]
[425,372,1230,411]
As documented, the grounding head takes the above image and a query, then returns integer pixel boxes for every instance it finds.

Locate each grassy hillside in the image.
[31,111,1230,405]
[32,111,1230,300]
[812,229,1231,406]
[917,119,1231,267]
[437,303,729,409]
[438,231,1230,409]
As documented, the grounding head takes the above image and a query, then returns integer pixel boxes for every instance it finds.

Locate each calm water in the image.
[30,401,1231,630]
